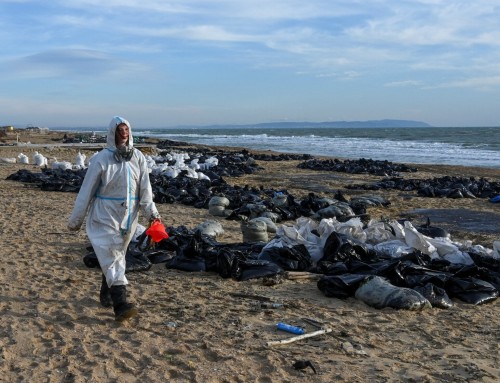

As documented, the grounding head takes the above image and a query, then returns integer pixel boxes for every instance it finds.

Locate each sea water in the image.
[54,126,500,168]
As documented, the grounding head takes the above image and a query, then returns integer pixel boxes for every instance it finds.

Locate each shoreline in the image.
[3,128,500,169]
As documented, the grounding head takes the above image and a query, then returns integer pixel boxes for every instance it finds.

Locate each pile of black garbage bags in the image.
[83,220,500,310]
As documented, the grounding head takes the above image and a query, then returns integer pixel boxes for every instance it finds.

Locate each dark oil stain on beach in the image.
[404,208,500,234]
[290,173,351,193]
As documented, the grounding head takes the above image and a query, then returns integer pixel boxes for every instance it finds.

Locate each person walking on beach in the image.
[67,116,161,321]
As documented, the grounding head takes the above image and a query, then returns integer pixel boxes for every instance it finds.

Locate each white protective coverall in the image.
[68,116,160,287]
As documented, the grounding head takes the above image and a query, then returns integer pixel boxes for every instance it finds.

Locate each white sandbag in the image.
[185,168,198,178]
[51,160,72,170]
[32,151,48,167]
[208,204,227,217]
[189,158,200,170]
[75,151,86,168]
[245,157,256,166]
[260,211,280,223]
[250,217,277,233]
[443,250,474,265]
[317,217,341,238]
[364,219,397,244]
[373,240,414,258]
[209,196,230,208]
[208,196,230,217]
[312,202,354,220]
[0,157,16,163]
[317,217,366,245]
[387,220,405,239]
[195,219,224,238]
[403,221,437,257]
[241,220,268,243]
[355,276,431,311]
[165,167,179,178]
[17,153,29,164]
[197,172,211,181]
[335,217,367,242]
[272,217,323,263]
[426,237,460,257]
[199,156,218,169]
[281,217,319,244]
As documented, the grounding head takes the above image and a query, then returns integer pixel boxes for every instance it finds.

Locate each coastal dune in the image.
[1,131,500,382]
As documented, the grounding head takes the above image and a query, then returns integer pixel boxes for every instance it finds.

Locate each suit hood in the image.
[107,116,134,150]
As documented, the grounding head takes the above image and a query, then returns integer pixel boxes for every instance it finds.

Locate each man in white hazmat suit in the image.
[68,116,161,321]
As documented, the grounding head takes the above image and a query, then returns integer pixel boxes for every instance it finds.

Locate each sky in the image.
[1,0,500,128]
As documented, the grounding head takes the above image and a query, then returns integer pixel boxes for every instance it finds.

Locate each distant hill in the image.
[200,119,432,129]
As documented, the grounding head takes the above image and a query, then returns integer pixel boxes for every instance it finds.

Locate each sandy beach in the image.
[1,130,500,382]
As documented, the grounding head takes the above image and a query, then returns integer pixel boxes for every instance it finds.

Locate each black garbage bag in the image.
[126,249,153,272]
[216,248,242,278]
[232,259,283,281]
[316,261,350,275]
[347,259,401,283]
[258,244,312,271]
[181,232,204,258]
[82,249,152,272]
[321,232,371,263]
[468,250,500,272]
[445,276,499,305]
[203,250,220,273]
[273,206,297,221]
[144,249,176,264]
[396,261,453,288]
[475,269,500,290]
[165,230,216,272]
[165,253,206,272]
[416,218,450,239]
[413,283,453,309]
[317,274,367,299]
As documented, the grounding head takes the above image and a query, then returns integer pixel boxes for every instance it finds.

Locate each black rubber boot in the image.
[99,274,113,308]
[109,285,138,322]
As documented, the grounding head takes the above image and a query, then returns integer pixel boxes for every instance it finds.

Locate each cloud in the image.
[345,1,500,47]
[385,80,422,87]
[3,0,500,127]
[125,24,257,43]
[431,75,500,90]
[57,0,360,21]
[3,49,149,79]
[5,0,500,78]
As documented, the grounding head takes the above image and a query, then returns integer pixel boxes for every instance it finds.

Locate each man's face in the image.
[115,123,129,146]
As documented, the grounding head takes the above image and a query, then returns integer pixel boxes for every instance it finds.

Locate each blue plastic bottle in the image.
[276,322,305,335]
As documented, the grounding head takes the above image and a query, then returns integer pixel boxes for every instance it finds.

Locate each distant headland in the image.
[183,119,432,129]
